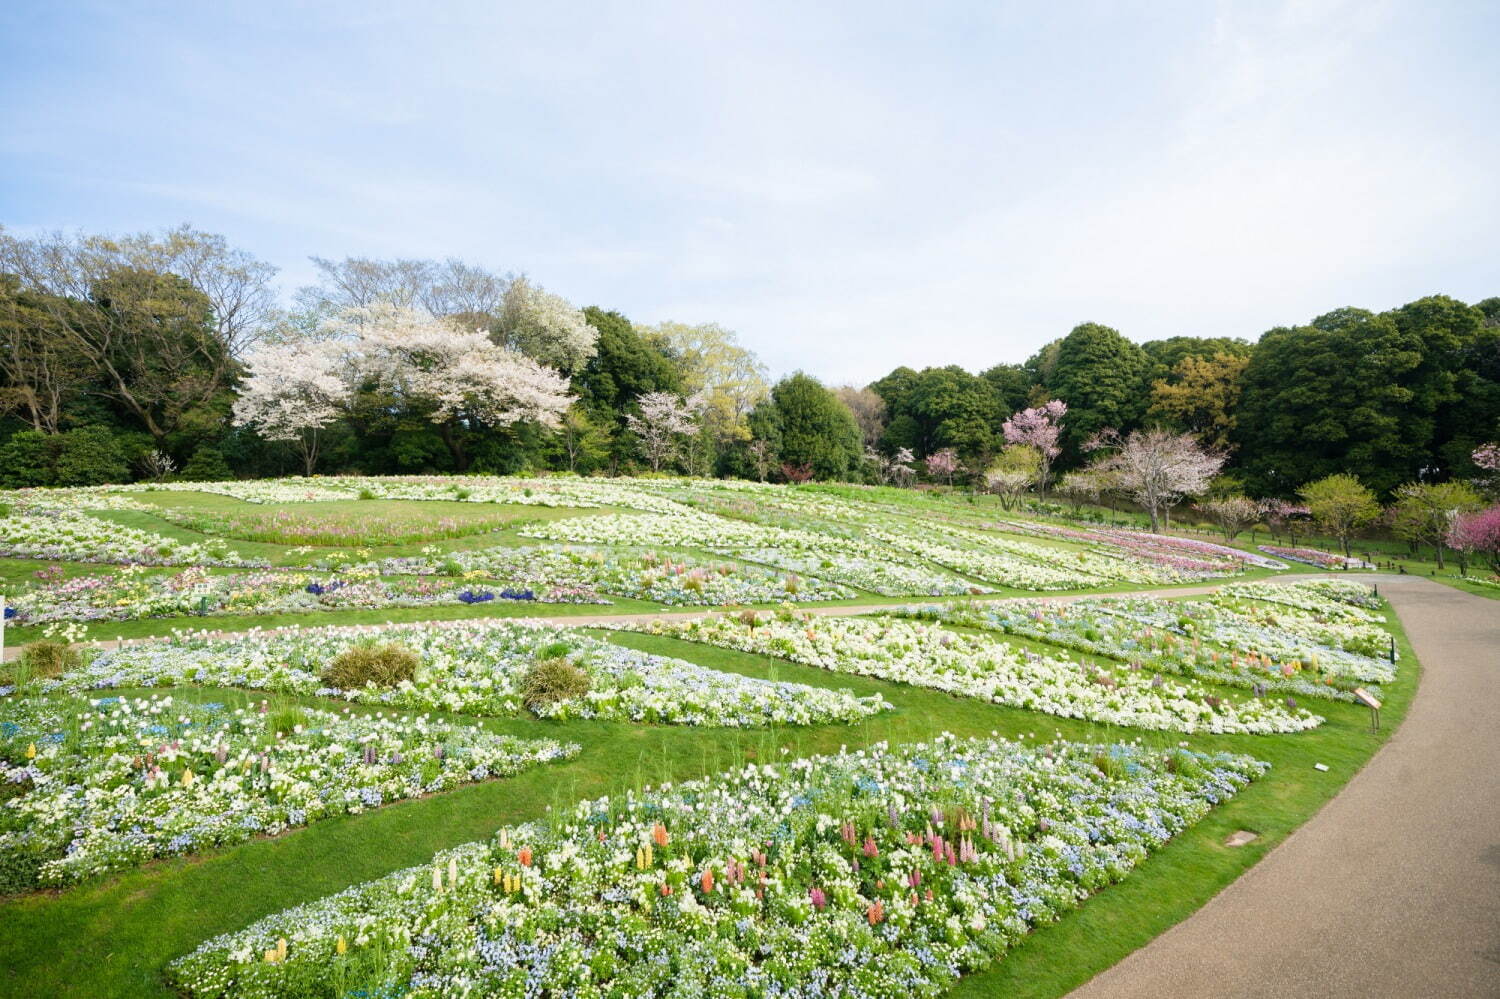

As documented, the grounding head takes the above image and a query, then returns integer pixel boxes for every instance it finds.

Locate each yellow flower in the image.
[335,936,347,956]
[25,743,36,760]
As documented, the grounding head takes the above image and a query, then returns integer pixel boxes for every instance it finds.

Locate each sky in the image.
[2,0,1497,385]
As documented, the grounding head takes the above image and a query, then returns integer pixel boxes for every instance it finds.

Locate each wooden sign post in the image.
[1353,687,1382,731]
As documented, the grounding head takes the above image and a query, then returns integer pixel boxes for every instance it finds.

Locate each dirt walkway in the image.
[1069,575,1500,999]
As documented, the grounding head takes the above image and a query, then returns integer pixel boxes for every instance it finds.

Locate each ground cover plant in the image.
[0,693,578,890]
[898,580,1392,703]
[615,608,1322,734]
[49,619,891,728]
[164,734,1267,999]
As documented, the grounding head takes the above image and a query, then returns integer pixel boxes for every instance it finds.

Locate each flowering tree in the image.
[1002,400,1066,493]
[493,276,599,373]
[984,446,1040,510]
[866,446,916,487]
[1389,480,1484,569]
[317,304,570,471]
[1054,469,1108,513]
[748,439,776,482]
[1196,495,1260,542]
[233,340,352,475]
[1448,505,1500,571]
[1258,498,1311,545]
[1474,443,1500,472]
[925,448,960,486]
[626,391,699,472]
[1086,428,1225,533]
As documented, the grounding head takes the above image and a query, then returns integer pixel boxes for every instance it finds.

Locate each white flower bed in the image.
[165,734,1267,999]
[54,620,889,728]
[0,694,577,889]
[0,511,261,568]
[376,545,855,604]
[614,611,1321,734]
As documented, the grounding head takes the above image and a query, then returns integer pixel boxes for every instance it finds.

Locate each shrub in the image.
[17,640,80,680]
[179,445,233,482]
[321,643,420,689]
[358,488,376,500]
[54,426,129,486]
[0,430,59,488]
[520,657,590,712]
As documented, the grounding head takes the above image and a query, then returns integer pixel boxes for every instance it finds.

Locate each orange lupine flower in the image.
[518,847,533,867]
[701,868,715,894]
[867,900,885,925]
[652,823,670,848]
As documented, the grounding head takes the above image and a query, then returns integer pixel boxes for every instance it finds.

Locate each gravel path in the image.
[1069,575,1500,999]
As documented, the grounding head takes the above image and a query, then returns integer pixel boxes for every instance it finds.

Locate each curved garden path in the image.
[1069,575,1500,999]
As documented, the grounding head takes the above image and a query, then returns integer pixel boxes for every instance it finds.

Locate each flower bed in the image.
[377,545,855,605]
[54,620,890,728]
[1257,546,1373,570]
[1092,596,1395,684]
[614,611,1321,734]
[0,695,578,889]
[899,594,1377,702]
[165,734,1267,999]
[0,511,262,568]
[5,565,606,626]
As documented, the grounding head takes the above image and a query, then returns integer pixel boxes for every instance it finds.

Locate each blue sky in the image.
[2,0,1496,384]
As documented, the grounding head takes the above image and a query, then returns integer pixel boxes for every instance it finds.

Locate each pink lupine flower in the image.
[862,836,879,859]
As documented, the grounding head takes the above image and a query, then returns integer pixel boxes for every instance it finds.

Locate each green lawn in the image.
[0,597,1417,998]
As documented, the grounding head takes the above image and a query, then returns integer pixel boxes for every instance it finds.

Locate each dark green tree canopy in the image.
[1047,322,1149,458]
[761,372,862,480]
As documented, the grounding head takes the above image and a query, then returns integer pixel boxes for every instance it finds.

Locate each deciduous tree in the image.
[1300,473,1381,557]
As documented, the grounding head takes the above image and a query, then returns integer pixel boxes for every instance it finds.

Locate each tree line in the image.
[0,224,1496,513]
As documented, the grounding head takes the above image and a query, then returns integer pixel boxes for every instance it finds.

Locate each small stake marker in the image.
[1314,763,1330,772]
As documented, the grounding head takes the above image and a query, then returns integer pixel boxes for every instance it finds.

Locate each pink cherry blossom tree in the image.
[1448,505,1500,572]
[1002,400,1066,493]
[1085,427,1225,533]
[924,447,960,486]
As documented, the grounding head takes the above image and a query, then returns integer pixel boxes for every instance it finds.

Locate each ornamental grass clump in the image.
[520,657,591,712]
[17,640,80,680]
[321,642,420,689]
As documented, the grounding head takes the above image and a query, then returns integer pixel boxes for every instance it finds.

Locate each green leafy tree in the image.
[179,444,233,481]
[1148,352,1250,449]
[763,373,862,480]
[871,365,1000,465]
[1388,480,1484,568]
[1300,473,1380,556]
[1048,323,1150,459]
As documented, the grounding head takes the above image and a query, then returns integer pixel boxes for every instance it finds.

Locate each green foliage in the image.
[321,643,420,689]
[519,657,591,711]
[873,365,1002,464]
[762,373,863,480]
[179,445,233,482]
[0,430,59,488]
[1047,323,1150,458]
[263,705,309,738]
[1388,480,1484,567]
[1300,474,1381,555]
[53,426,129,486]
